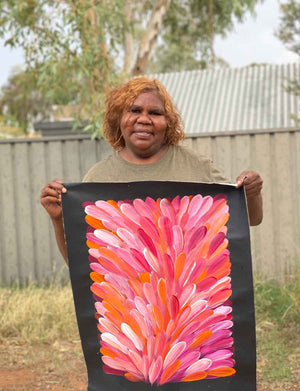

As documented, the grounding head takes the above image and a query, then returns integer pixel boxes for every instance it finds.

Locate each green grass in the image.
[254,272,300,385]
[0,283,78,344]
[254,272,300,325]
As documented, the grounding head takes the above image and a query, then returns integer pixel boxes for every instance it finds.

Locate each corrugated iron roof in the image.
[149,63,300,133]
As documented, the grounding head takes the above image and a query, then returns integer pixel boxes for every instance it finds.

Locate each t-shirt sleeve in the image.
[82,173,88,182]
[82,169,92,182]
[82,163,101,182]
[81,158,110,182]
[81,153,115,182]
[209,160,231,183]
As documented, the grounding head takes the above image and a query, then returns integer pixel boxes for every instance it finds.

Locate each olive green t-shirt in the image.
[83,145,229,183]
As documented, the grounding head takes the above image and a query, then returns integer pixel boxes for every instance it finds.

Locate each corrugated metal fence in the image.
[0,129,299,284]
[151,63,300,133]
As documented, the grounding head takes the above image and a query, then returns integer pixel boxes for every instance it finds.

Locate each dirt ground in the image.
[0,341,87,390]
[0,342,298,391]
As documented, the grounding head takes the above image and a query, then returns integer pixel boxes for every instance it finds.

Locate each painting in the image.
[62,181,256,391]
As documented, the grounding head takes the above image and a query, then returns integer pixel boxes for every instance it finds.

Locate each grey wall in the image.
[0,129,299,284]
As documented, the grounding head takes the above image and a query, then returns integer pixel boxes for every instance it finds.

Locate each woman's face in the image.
[120,90,168,159]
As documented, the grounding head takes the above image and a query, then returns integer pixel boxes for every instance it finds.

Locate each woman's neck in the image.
[118,144,169,165]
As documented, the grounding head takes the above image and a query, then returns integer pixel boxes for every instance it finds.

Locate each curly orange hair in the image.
[103,77,185,150]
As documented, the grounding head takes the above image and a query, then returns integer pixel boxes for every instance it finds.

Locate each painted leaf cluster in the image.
[84,194,235,385]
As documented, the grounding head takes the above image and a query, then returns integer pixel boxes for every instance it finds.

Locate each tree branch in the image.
[209,0,215,68]
[132,0,171,76]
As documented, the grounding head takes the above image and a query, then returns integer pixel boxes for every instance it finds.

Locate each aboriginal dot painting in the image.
[62,182,256,391]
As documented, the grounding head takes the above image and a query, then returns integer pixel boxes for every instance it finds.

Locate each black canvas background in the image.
[62,181,256,391]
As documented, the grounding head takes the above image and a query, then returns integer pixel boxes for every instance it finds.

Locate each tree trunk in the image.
[132,0,171,76]
[123,0,135,74]
[209,0,215,68]
[79,0,111,111]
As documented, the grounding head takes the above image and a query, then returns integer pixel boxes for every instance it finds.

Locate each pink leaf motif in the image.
[171,195,181,214]
[84,194,235,384]
[149,356,163,384]
[185,358,212,374]
[163,341,187,368]
[95,200,122,217]
[188,194,203,216]
[120,203,141,225]
[133,198,154,221]
[160,198,176,225]
[94,229,122,247]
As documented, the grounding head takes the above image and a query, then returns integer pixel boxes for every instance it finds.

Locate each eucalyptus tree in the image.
[0,0,263,134]
[276,0,300,98]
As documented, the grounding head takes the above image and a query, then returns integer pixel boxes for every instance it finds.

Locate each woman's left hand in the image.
[236,170,263,226]
[236,170,263,198]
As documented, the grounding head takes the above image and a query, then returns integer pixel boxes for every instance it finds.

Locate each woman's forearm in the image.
[247,193,263,226]
[51,217,68,264]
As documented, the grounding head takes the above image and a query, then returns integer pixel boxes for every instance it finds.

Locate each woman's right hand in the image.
[40,179,67,220]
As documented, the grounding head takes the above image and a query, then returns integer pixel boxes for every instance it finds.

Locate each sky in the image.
[214,0,298,67]
[0,0,298,87]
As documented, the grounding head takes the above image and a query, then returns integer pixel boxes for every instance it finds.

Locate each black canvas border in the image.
[62,181,256,391]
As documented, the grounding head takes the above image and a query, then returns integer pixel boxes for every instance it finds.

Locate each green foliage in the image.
[276,0,300,110]
[0,66,52,133]
[0,0,124,134]
[276,0,300,56]
[0,0,263,134]
[150,0,261,73]
[0,123,24,138]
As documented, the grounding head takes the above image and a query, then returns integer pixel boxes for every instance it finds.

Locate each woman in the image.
[40,77,263,262]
